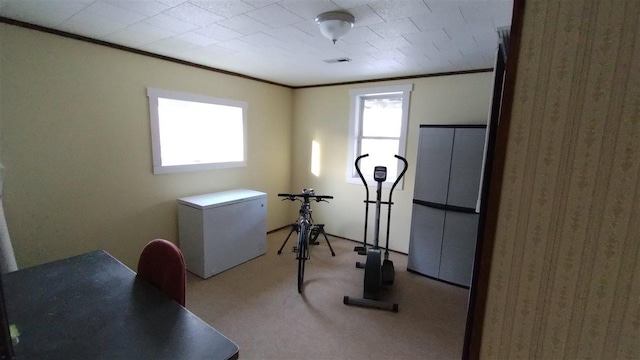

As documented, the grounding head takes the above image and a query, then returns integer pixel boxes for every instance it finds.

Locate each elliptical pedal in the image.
[381,259,395,285]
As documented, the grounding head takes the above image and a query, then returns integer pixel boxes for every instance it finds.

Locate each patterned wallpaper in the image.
[480,1,639,359]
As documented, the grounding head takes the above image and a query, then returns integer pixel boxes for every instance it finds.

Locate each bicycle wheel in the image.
[297,222,308,294]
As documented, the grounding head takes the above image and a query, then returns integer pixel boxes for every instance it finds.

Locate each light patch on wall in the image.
[311,140,321,176]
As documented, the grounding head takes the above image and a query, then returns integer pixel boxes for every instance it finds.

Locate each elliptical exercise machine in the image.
[344,154,408,312]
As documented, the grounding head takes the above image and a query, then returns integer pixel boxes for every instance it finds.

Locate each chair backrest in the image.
[137,239,186,306]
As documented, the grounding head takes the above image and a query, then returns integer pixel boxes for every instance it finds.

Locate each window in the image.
[347,84,412,187]
[147,88,247,174]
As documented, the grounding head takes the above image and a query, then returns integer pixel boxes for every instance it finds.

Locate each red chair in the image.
[137,239,186,306]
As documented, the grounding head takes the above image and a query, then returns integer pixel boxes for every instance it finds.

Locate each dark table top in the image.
[2,250,239,360]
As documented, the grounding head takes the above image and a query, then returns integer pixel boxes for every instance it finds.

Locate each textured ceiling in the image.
[0,0,513,87]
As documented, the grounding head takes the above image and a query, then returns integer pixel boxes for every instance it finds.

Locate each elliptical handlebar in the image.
[355,154,370,250]
[354,154,408,191]
[383,154,408,261]
[390,155,409,195]
[354,154,370,191]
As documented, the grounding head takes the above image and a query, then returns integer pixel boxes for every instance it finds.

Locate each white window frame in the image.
[346,84,413,188]
[147,88,248,174]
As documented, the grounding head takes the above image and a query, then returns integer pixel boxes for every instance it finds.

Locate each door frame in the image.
[462,0,526,358]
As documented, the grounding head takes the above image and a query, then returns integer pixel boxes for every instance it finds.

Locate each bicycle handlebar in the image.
[278,193,333,202]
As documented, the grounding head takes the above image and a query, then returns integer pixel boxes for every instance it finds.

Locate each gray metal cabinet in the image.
[413,128,454,204]
[439,212,480,285]
[407,205,445,278]
[408,125,486,287]
[447,128,486,209]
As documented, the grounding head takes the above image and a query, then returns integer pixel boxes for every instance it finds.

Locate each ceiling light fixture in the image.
[315,11,355,44]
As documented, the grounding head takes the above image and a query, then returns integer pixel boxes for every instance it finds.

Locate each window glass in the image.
[362,97,402,137]
[359,139,400,179]
[347,84,412,187]
[148,88,247,174]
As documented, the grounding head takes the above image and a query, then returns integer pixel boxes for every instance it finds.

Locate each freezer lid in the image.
[178,189,266,209]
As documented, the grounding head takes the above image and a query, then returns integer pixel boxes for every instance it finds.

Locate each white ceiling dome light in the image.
[315,11,355,44]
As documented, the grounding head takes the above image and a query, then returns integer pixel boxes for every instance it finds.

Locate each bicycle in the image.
[277,189,334,294]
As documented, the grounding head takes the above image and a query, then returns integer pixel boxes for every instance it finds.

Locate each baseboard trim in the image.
[406,269,470,289]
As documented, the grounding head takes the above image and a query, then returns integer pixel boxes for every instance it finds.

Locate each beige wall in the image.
[0,24,294,269]
[0,24,494,269]
[291,73,492,253]
[480,1,640,358]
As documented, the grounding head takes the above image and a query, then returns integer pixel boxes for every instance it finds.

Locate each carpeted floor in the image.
[185,228,469,360]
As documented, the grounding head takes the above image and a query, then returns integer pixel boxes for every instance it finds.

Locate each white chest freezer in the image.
[178,189,267,279]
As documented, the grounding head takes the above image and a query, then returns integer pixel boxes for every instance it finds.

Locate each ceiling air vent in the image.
[323,57,352,64]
